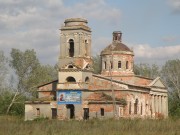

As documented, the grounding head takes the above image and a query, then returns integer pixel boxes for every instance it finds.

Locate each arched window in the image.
[104,61,106,69]
[85,40,88,56]
[134,99,138,114]
[126,61,129,69]
[68,65,73,68]
[85,77,90,83]
[110,61,113,69]
[69,39,74,57]
[85,64,90,69]
[118,61,121,69]
[66,76,76,82]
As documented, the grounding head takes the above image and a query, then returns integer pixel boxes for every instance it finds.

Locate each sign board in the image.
[57,90,81,104]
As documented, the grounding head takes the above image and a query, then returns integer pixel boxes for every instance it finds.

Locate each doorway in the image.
[51,108,57,119]
[66,104,75,119]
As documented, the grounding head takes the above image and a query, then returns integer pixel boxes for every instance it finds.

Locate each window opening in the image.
[110,61,113,69]
[68,65,73,68]
[134,99,138,114]
[104,61,106,69]
[85,77,90,83]
[118,61,121,69]
[100,108,104,116]
[37,108,40,116]
[69,39,74,57]
[85,39,88,56]
[66,76,76,82]
[83,108,89,120]
[126,61,128,69]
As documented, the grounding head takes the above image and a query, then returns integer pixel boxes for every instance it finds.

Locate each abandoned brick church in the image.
[25,18,168,120]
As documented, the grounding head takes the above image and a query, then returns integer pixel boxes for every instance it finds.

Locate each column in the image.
[159,96,162,113]
[132,101,134,115]
[165,96,168,117]
[157,95,160,113]
[155,95,158,113]
[161,96,164,115]
[151,95,154,116]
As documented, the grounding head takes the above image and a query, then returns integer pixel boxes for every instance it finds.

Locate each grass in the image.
[0,116,179,135]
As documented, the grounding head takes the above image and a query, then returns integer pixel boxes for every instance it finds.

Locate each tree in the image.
[10,48,40,93]
[6,48,57,115]
[92,55,101,74]
[161,59,180,117]
[134,63,160,79]
[27,64,57,97]
[0,50,8,91]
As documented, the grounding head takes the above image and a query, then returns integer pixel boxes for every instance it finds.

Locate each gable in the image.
[149,77,166,88]
[153,79,165,87]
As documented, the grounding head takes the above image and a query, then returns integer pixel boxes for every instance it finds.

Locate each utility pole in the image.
[110,46,117,118]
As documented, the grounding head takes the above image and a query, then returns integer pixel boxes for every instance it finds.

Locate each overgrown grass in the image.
[0,116,179,135]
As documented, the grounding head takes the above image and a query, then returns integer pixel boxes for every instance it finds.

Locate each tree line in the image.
[0,50,180,118]
[0,49,57,115]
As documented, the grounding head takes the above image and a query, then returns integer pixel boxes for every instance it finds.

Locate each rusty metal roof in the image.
[101,41,133,55]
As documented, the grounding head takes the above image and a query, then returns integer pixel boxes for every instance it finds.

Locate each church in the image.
[25,18,168,120]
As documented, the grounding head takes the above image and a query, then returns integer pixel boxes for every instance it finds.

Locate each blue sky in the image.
[0,0,180,65]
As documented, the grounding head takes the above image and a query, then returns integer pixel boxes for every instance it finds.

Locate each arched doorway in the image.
[66,104,75,119]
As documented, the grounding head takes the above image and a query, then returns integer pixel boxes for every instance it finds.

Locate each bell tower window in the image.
[69,39,74,57]
[85,39,88,56]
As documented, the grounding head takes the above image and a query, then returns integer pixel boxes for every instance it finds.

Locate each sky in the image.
[0,0,180,65]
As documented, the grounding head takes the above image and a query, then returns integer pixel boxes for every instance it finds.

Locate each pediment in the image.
[149,77,166,88]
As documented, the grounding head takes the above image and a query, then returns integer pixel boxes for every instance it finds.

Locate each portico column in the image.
[161,96,164,115]
[131,101,134,115]
[159,96,162,113]
[157,95,159,113]
[155,95,158,113]
[165,96,168,117]
[151,95,154,116]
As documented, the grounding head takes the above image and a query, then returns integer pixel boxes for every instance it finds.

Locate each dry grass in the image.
[0,116,179,135]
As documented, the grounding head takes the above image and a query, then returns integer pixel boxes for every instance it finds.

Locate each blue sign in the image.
[57,90,81,104]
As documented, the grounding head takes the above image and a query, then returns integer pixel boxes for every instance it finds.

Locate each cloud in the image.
[162,36,179,43]
[130,44,180,64]
[0,0,121,65]
[168,0,180,13]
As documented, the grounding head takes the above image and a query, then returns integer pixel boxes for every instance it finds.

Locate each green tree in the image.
[28,64,57,97]
[0,50,8,91]
[134,63,160,79]
[161,59,180,117]
[6,48,57,115]
[92,55,101,74]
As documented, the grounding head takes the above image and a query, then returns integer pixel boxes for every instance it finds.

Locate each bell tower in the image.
[57,18,92,90]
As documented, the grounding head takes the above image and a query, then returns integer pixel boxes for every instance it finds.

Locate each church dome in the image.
[101,42,133,55]
[101,31,133,55]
